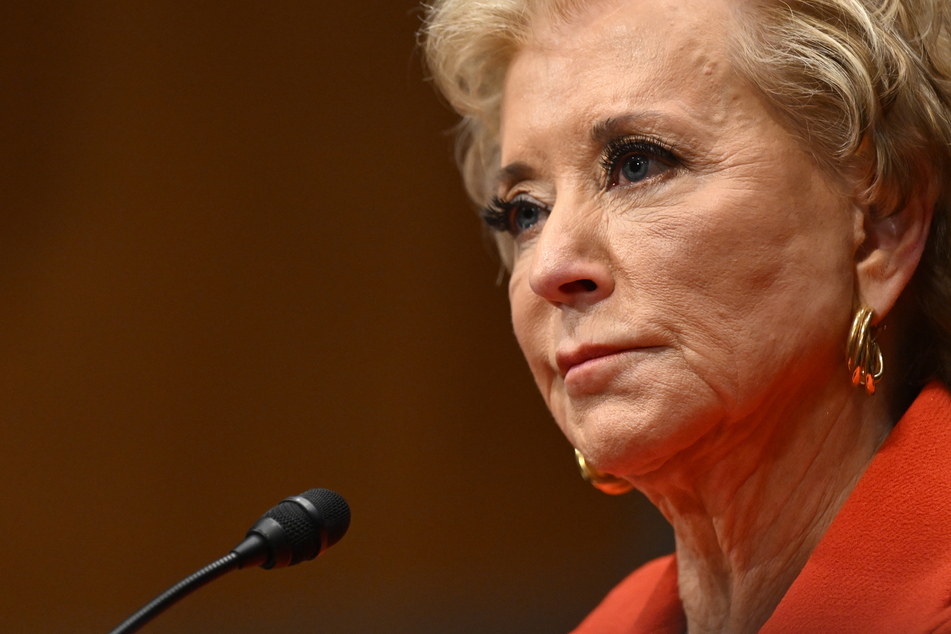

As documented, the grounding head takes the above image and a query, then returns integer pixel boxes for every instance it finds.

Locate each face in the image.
[496,0,862,478]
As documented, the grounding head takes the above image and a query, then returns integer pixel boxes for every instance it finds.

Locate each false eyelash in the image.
[481,195,550,235]
[481,196,513,233]
[599,135,679,176]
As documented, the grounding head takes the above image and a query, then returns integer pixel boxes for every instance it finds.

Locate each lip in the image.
[556,344,635,378]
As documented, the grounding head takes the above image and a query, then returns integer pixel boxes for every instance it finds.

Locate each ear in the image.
[854,179,935,324]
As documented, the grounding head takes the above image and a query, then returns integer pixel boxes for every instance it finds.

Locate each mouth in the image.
[556,344,636,378]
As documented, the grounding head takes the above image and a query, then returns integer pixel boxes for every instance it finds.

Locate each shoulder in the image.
[763,381,951,632]
[571,554,684,634]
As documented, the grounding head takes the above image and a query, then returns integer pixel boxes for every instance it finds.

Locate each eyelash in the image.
[481,195,549,236]
[482,135,680,236]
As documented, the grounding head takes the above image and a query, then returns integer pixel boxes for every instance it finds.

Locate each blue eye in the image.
[602,136,679,188]
[513,201,542,232]
[620,154,650,183]
[481,196,549,237]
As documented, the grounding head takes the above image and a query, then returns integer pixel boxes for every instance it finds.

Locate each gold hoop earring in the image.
[846,306,884,395]
[574,449,634,495]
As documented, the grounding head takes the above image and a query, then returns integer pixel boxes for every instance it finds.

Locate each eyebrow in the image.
[590,112,663,145]
[493,161,535,191]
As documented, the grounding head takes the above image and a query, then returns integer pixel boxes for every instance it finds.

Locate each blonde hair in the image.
[421,0,951,385]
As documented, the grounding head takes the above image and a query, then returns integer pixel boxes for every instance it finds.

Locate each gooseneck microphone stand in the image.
[107,489,351,634]
[110,553,241,634]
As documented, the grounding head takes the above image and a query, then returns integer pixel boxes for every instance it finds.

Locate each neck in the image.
[630,376,895,633]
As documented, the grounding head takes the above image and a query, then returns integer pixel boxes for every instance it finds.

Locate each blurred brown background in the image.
[0,2,671,632]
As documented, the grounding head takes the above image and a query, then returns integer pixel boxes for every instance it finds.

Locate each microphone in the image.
[232,488,351,569]
[110,489,350,634]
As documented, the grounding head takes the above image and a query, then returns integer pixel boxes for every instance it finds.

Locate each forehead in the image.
[500,0,745,163]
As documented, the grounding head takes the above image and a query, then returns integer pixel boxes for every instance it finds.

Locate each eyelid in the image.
[600,134,677,166]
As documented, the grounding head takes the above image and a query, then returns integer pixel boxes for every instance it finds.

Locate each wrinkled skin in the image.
[502,0,856,478]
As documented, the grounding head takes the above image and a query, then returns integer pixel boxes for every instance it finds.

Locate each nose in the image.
[527,201,614,308]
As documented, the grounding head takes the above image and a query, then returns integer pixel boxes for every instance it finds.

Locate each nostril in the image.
[559,279,598,294]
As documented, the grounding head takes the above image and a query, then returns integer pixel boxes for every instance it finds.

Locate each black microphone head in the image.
[234,488,351,569]
[263,489,351,558]
[299,488,351,548]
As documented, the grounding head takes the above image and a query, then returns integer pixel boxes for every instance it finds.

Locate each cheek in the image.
[509,266,561,404]
[509,267,545,363]
[615,184,854,406]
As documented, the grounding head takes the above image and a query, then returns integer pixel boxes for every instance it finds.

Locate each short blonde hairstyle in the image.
[421,0,951,386]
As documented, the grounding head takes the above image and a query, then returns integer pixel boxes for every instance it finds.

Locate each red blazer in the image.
[573,382,951,633]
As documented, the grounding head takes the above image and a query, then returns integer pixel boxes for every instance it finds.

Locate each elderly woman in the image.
[422,0,951,631]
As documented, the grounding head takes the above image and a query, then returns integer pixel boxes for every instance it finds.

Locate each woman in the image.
[422,0,951,631]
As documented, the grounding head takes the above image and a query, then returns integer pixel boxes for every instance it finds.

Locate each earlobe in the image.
[854,181,936,323]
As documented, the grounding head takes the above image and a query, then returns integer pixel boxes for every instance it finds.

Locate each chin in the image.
[560,390,724,479]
